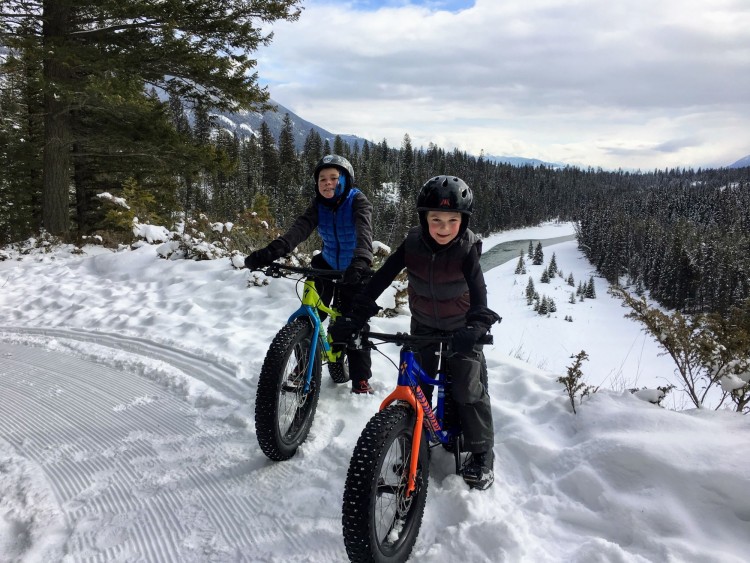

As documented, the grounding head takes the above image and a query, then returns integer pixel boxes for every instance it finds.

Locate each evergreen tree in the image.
[333,135,347,157]
[533,241,544,265]
[541,268,550,283]
[525,277,536,305]
[277,113,303,223]
[548,252,558,277]
[527,240,534,259]
[539,296,549,315]
[0,47,43,241]
[514,251,526,274]
[302,128,323,178]
[0,0,302,235]
[586,276,597,299]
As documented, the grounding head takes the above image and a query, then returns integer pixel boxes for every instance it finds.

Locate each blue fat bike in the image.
[341,329,492,563]
[253,262,350,461]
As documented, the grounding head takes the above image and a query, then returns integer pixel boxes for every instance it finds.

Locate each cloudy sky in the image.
[256,0,750,170]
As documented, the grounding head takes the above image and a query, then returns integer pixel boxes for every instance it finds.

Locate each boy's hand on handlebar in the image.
[330,317,364,344]
[330,297,380,343]
[244,239,288,270]
[342,257,371,285]
[451,325,487,356]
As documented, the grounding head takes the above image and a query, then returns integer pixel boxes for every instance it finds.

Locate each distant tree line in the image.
[576,168,750,314]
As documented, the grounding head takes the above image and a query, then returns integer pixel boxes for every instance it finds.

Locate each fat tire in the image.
[342,405,429,563]
[255,318,322,461]
[328,355,350,384]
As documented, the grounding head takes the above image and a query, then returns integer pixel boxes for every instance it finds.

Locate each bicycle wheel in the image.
[342,405,430,563]
[328,354,350,384]
[255,317,322,461]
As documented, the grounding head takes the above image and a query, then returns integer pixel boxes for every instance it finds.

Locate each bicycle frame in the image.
[378,343,456,497]
[275,269,344,393]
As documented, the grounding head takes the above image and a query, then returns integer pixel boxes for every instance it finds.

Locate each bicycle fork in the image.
[379,355,447,497]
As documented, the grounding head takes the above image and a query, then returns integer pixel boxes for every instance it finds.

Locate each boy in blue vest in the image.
[245,155,375,394]
[331,175,500,489]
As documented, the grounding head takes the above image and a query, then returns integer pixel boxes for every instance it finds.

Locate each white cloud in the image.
[257,0,750,169]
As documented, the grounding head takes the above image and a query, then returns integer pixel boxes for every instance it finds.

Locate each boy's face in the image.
[317,167,341,199]
[426,210,462,245]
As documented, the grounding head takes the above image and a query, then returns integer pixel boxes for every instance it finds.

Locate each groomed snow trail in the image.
[0,336,349,562]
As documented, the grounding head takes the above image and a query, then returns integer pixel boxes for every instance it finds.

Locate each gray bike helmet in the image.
[313,154,355,199]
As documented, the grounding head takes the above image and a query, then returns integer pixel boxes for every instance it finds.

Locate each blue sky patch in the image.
[352,0,475,12]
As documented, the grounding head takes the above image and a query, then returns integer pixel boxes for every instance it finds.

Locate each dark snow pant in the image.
[310,254,372,384]
[411,319,494,454]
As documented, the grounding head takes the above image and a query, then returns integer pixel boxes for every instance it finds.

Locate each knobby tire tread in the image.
[255,318,321,461]
[342,405,429,563]
[328,356,349,384]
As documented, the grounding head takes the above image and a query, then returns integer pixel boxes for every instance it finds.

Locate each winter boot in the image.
[351,379,374,395]
[462,450,494,490]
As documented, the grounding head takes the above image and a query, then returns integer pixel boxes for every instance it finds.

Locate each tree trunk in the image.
[41,0,72,235]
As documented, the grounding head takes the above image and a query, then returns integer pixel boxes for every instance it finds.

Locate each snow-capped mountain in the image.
[729,155,750,168]
[214,99,368,152]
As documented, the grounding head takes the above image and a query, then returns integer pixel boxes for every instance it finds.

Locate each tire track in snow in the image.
[0,326,249,402]
[0,335,349,561]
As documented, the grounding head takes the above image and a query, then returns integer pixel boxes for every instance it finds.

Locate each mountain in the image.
[729,155,750,168]
[213,99,368,152]
[484,154,564,168]
[215,100,567,167]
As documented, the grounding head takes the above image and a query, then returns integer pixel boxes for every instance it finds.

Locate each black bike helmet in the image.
[313,154,355,201]
[417,176,473,215]
[416,176,474,240]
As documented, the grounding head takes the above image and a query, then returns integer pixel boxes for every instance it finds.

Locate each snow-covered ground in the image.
[1,222,748,562]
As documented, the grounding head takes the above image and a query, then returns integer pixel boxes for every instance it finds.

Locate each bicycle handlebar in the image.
[364,330,494,347]
[257,262,345,281]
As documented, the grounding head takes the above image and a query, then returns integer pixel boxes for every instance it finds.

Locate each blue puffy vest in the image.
[318,188,360,269]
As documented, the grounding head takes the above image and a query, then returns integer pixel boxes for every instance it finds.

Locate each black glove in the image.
[351,296,381,320]
[244,239,288,270]
[466,306,502,327]
[329,297,381,343]
[342,257,371,286]
[329,317,364,344]
[451,325,487,356]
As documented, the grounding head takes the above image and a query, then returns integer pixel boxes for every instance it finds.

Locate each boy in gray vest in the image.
[246,155,375,394]
[331,175,500,490]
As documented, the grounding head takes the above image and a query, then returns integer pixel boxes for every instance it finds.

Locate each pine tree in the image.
[538,296,549,315]
[541,268,550,283]
[527,240,534,259]
[525,277,536,305]
[302,128,323,177]
[567,273,575,287]
[533,241,544,265]
[549,298,557,313]
[586,276,597,299]
[277,113,303,223]
[0,0,302,236]
[549,252,558,274]
[515,251,526,274]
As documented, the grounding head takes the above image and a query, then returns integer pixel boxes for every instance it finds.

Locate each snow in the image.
[1,222,749,562]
